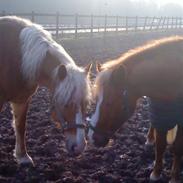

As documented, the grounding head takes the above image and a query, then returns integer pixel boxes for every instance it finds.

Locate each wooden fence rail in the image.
[1,11,183,39]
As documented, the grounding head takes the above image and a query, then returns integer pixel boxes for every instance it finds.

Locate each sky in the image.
[159,0,183,5]
[132,0,183,6]
[0,0,183,16]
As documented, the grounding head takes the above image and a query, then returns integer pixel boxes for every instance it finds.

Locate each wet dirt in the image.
[1,30,183,183]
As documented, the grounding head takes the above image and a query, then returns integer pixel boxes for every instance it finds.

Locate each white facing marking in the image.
[66,107,86,154]
[88,89,103,144]
[76,107,85,149]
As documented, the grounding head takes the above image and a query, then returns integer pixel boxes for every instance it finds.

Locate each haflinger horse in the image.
[88,36,183,183]
[0,16,92,165]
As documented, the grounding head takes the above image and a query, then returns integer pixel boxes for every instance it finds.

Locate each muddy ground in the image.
[1,30,183,183]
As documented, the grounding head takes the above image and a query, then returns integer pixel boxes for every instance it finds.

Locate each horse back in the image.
[128,39,183,99]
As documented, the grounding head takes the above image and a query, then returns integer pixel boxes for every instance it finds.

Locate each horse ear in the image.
[58,65,67,80]
[84,63,92,75]
[110,64,127,86]
[96,62,102,73]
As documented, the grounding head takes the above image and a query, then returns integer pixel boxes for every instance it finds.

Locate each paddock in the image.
[0,30,183,182]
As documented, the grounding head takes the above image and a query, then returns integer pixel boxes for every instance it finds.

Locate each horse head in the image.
[88,62,136,147]
[38,47,92,156]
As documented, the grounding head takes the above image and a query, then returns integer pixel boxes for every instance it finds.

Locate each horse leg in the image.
[150,129,166,181]
[0,96,5,112]
[145,125,155,146]
[11,101,34,165]
[170,155,181,183]
[169,126,183,183]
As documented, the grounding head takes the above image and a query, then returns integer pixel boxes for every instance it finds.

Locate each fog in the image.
[0,0,183,16]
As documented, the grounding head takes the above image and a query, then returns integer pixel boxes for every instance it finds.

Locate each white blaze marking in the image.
[88,89,103,143]
[65,107,86,154]
[76,108,85,146]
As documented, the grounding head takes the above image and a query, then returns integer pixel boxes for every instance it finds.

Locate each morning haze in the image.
[0,0,183,16]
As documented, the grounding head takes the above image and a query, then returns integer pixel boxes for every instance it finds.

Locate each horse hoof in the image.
[150,171,161,181]
[144,142,154,153]
[16,154,34,166]
[145,139,154,146]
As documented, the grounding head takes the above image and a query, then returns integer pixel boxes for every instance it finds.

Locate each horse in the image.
[0,16,92,165]
[146,124,183,183]
[88,36,183,183]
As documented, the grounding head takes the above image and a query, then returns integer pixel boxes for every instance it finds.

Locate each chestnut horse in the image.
[146,124,183,183]
[0,16,91,165]
[88,36,183,183]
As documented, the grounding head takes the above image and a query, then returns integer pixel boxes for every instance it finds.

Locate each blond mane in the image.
[18,16,91,108]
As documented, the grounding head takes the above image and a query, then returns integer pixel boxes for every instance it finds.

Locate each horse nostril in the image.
[71,144,76,152]
[69,144,80,156]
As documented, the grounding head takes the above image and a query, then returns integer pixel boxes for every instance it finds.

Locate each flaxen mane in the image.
[18,16,91,107]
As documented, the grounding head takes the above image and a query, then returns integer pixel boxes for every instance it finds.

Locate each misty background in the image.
[0,0,183,17]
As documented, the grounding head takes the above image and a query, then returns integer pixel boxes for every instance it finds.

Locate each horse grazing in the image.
[0,16,92,165]
[88,36,183,183]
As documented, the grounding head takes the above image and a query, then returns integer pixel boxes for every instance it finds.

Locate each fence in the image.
[1,11,183,39]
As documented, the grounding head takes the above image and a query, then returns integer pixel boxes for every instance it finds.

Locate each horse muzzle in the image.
[65,131,86,156]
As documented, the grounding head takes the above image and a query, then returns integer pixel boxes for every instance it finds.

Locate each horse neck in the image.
[37,45,77,90]
[123,56,143,99]
[36,46,64,88]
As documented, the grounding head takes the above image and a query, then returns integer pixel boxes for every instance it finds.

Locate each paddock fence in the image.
[1,11,183,39]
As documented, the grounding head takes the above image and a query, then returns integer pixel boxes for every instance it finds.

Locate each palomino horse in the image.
[0,16,92,165]
[88,36,183,183]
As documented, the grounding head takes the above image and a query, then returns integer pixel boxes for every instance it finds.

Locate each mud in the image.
[1,30,183,183]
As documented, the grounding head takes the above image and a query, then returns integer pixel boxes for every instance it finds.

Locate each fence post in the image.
[171,17,174,29]
[162,17,166,30]
[179,17,181,29]
[104,14,107,36]
[150,17,155,30]
[56,12,59,40]
[179,17,182,29]
[75,14,78,39]
[116,15,119,32]
[31,11,35,22]
[135,16,138,31]
[90,14,93,37]
[166,17,169,29]
[175,17,178,29]
[143,16,148,31]
[156,17,162,30]
[126,16,128,32]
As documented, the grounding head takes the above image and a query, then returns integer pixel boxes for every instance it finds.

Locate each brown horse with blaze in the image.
[88,36,183,183]
[0,16,92,165]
